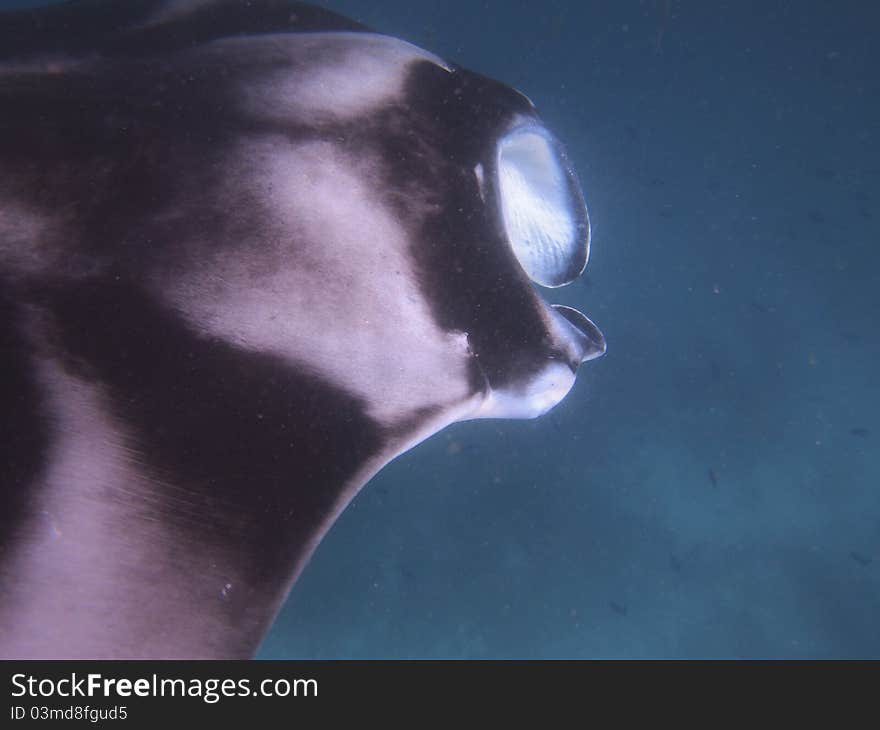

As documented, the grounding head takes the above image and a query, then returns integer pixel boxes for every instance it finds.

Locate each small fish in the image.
[609,601,628,616]
[849,428,869,438]
[655,0,670,55]
[850,551,872,567]
[669,555,682,572]
[708,468,718,488]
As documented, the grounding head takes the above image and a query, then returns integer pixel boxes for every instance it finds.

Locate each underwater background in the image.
[6,0,878,658]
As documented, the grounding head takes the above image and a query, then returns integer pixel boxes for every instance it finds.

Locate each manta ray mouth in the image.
[467,301,604,420]
[472,358,579,420]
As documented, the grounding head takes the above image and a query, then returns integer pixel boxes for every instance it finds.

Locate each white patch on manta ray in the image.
[0,198,60,278]
[221,32,449,126]
[472,361,576,419]
[0,57,82,75]
[138,0,228,27]
[155,137,476,426]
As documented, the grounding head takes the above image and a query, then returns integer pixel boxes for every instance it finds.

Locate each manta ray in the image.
[0,0,605,658]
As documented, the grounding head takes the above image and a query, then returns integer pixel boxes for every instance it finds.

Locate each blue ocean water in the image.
[8,0,878,658]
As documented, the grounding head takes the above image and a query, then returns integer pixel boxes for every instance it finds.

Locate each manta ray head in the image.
[0,0,605,659]
[130,33,606,431]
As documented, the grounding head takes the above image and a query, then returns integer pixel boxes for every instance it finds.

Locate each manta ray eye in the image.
[496,126,590,288]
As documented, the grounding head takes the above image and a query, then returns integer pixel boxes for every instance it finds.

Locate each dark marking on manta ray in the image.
[0,0,367,59]
[849,551,872,567]
[0,0,605,659]
[0,294,50,561]
[43,278,380,574]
